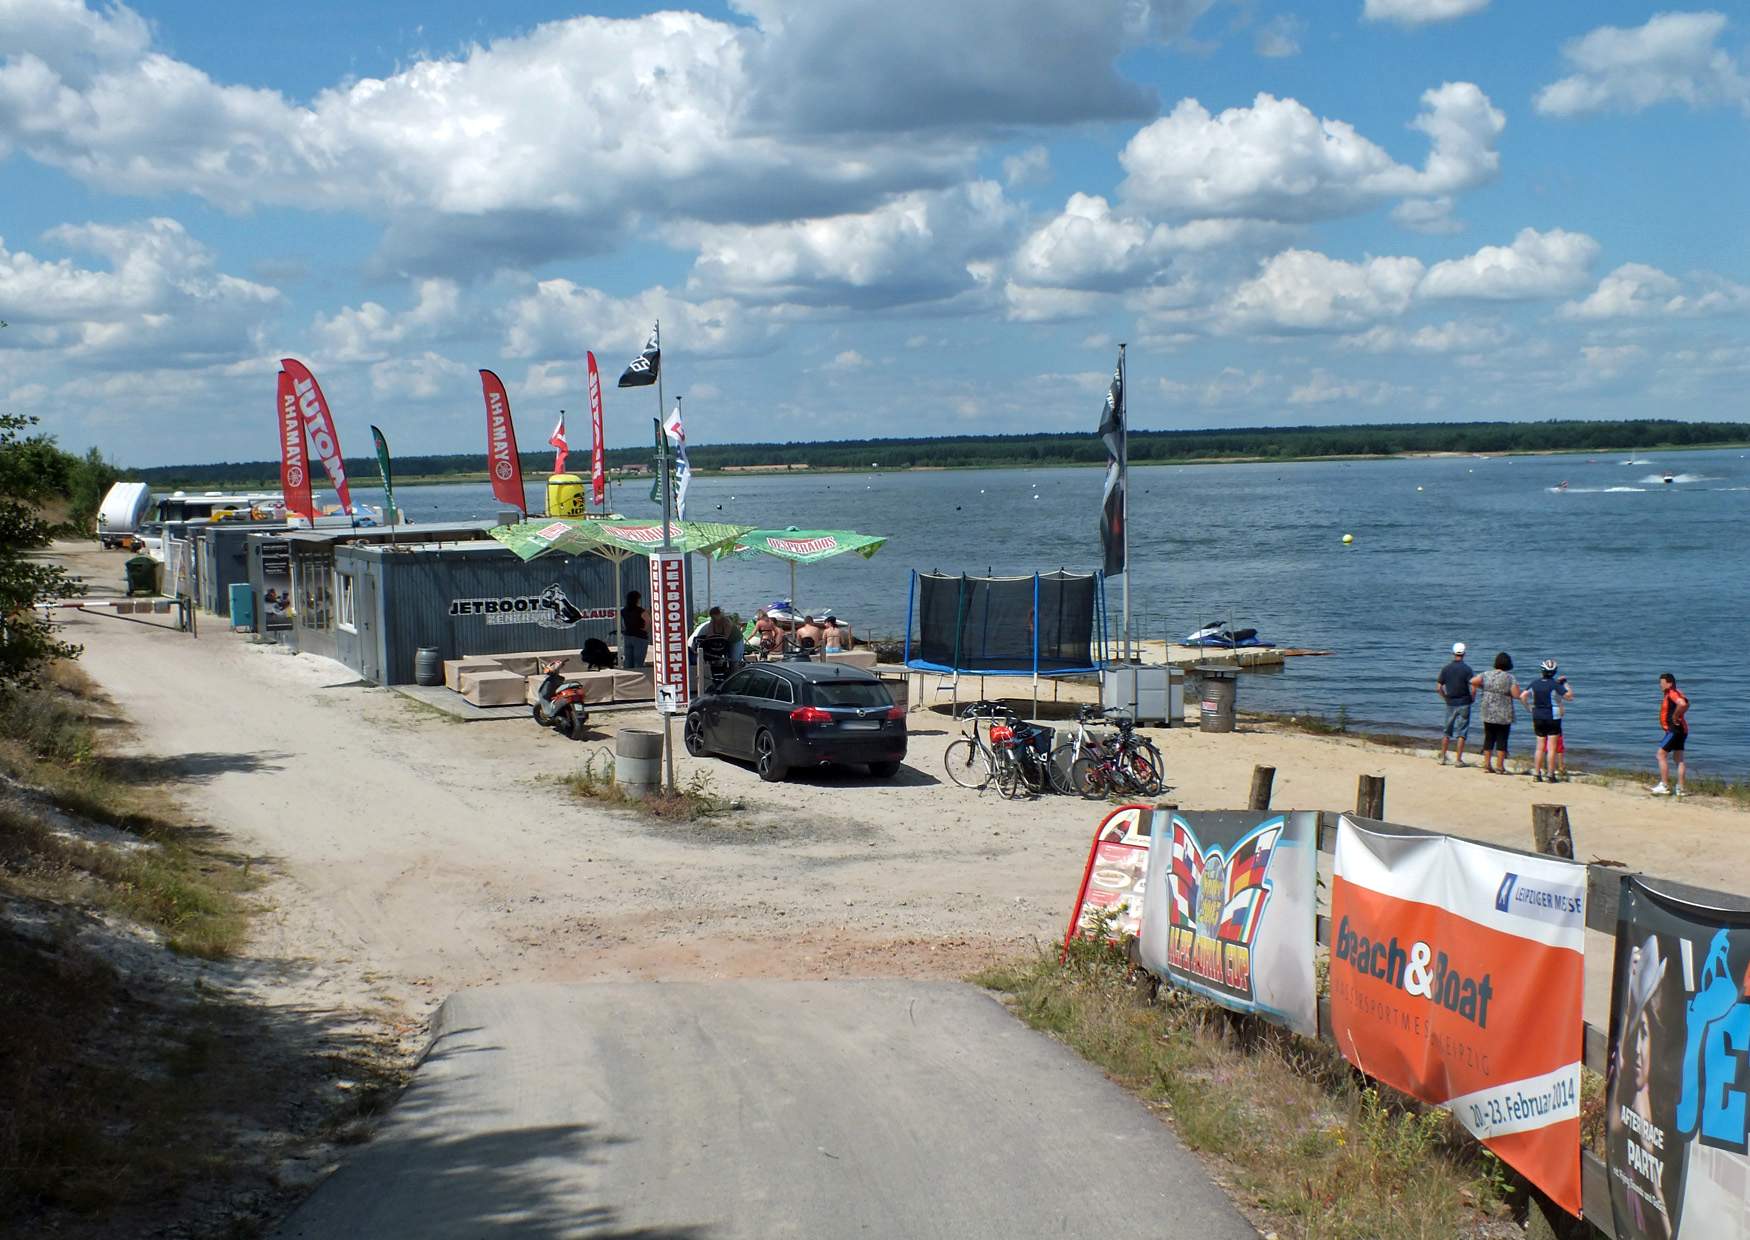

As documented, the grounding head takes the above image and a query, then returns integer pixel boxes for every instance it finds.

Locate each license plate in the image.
[839,720,880,730]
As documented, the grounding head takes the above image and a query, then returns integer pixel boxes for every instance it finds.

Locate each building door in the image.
[357,571,381,683]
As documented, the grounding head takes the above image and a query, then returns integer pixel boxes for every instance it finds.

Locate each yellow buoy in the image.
[545,473,587,517]
[1342,533,1354,544]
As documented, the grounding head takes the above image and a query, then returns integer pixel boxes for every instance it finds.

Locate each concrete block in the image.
[459,669,529,707]
[444,658,500,692]
[824,649,878,669]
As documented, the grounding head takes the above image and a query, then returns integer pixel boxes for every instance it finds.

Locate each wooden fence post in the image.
[1356,774,1385,820]
[1532,804,1575,861]
[1248,765,1275,812]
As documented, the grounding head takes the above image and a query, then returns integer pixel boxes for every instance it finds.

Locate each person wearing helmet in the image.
[1524,659,1575,783]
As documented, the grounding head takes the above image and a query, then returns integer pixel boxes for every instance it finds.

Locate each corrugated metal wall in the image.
[336,544,623,684]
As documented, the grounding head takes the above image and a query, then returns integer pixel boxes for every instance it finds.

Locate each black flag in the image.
[1098,351,1125,576]
[617,322,660,388]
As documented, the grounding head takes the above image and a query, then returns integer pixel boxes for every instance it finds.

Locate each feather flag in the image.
[280,358,353,514]
[479,369,526,514]
[276,369,314,519]
[586,351,606,506]
[617,322,660,388]
[650,400,690,520]
[1097,350,1125,576]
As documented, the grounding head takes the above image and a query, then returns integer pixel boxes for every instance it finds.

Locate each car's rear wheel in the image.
[754,729,788,782]
[684,713,707,756]
[868,760,901,778]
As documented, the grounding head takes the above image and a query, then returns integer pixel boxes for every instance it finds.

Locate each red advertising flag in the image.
[479,369,526,514]
[276,369,314,519]
[587,351,605,507]
[549,411,569,475]
[279,358,353,514]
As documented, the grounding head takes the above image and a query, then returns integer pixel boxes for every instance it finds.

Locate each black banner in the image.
[617,322,661,388]
[1607,876,1750,1239]
[1097,352,1124,576]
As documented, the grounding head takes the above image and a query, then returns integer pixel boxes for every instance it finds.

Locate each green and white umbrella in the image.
[489,517,753,562]
[712,527,888,623]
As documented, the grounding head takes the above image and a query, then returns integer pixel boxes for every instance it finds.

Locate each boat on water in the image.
[1556,480,1569,492]
[1662,473,1676,485]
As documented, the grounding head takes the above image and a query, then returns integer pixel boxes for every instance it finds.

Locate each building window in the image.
[336,571,357,633]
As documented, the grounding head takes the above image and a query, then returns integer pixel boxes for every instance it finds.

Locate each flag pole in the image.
[1119,341,1130,665]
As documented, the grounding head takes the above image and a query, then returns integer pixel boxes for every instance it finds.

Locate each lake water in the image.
[366,448,1750,775]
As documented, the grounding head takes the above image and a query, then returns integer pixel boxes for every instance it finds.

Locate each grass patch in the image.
[0,663,255,957]
[1582,764,1750,807]
[564,749,738,823]
[975,932,1516,1239]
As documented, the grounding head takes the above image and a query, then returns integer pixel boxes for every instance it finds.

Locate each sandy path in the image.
[55,553,1750,1025]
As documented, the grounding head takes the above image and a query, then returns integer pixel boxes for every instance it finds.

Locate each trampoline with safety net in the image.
[903,570,1108,678]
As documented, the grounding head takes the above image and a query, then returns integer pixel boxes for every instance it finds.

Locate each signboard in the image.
[259,539,292,632]
[1607,877,1750,1240]
[649,552,690,714]
[1139,811,1318,1037]
[447,584,613,629]
[1062,805,1152,958]
[1331,817,1586,1215]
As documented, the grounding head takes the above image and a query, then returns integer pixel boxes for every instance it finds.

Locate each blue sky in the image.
[2,0,1747,466]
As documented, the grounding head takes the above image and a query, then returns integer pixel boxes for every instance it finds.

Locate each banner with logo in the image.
[279,358,352,514]
[370,425,395,525]
[448,585,613,629]
[1139,811,1318,1037]
[259,538,292,632]
[480,369,526,513]
[1607,877,1750,1240]
[587,351,605,507]
[648,551,690,714]
[276,370,313,519]
[1331,817,1586,1215]
[1061,805,1152,959]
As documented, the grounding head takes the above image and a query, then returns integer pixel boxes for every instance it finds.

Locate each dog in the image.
[581,637,615,671]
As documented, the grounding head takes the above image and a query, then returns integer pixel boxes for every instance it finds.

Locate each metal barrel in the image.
[413,646,443,686]
[1195,664,1238,734]
[615,729,663,798]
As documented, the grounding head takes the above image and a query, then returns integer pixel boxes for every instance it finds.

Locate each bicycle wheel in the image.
[995,751,1023,799]
[1047,743,1081,795]
[1069,755,1108,800]
[943,738,992,789]
[1125,741,1165,797]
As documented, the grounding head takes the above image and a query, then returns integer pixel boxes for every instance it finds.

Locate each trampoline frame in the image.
[902,569,1109,677]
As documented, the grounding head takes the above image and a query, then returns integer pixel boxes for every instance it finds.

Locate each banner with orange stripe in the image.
[1331,816,1586,1215]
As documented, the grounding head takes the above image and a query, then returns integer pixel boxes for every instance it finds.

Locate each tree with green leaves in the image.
[1,412,85,689]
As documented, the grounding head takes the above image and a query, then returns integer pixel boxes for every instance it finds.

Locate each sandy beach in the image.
[43,542,1749,1038]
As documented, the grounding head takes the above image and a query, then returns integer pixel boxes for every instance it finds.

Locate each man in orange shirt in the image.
[1651,672,1689,797]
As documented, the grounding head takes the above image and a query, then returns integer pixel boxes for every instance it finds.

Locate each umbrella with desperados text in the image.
[712,528,888,628]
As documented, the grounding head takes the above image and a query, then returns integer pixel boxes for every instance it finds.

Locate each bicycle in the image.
[1057,708,1165,799]
[990,717,1052,799]
[942,700,1013,790]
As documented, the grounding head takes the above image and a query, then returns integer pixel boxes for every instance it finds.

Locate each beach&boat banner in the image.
[1139,810,1318,1038]
[480,369,526,514]
[587,351,605,507]
[1331,817,1586,1215]
[276,369,313,519]
[280,358,353,515]
[1061,804,1152,959]
[1606,877,1750,1239]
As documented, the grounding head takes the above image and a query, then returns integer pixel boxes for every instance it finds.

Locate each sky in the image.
[1,0,1747,467]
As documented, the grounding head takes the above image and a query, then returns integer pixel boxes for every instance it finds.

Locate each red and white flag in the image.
[276,369,314,519]
[586,351,605,507]
[549,410,569,475]
[479,369,526,514]
[279,358,352,514]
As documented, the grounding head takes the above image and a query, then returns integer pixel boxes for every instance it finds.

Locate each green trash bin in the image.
[124,555,158,597]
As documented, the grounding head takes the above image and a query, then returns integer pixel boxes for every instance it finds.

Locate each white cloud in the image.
[822,349,871,371]
[1362,0,1489,27]
[0,217,279,364]
[1560,262,1750,320]
[1254,14,1305,58]
[1000,281,1108,323]
[1391,196,1463,235]
[1220,249,1425,332]
[1160,366,1279,407]
[684,182,1016,309]
[1536,12,1749,117]
[312,279,461,363]
[1343,320,1508,353]
[368,351,470,400]
[1117,83,1502,221]
[1002,145,1051,188]
[1287,368,1411,405]
[1419,227,1599,300]
[501,280,777,363]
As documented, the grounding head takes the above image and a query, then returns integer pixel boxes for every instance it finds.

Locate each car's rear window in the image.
[812,681,892,708]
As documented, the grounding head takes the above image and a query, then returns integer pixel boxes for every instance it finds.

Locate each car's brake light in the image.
[885,704,905,720]
[790,705,833,724]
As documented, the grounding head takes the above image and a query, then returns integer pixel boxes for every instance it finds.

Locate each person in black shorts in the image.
[1653,673,1689,797]
[1524,660,1575,783]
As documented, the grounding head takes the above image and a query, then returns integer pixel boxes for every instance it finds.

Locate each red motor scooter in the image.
[531,659,590,739]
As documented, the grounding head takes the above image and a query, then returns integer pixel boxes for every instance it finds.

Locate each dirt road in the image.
[57,551,1750,1023]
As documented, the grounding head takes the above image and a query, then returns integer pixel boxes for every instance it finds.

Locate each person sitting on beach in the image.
[821,615,853,652]
[795,616,824,649]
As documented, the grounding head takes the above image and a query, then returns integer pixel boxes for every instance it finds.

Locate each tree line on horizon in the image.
[125,418,1750,488]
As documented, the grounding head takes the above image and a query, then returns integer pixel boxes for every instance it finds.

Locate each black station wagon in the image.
[683,661,907,781]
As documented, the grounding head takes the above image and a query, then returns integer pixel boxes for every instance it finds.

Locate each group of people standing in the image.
[1435,644,1691,794]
